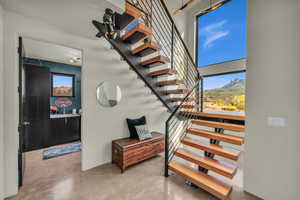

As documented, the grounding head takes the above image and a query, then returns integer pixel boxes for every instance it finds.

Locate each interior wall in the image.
[3,10,169,198]
[0,4,4,200]
[245,0,300,199]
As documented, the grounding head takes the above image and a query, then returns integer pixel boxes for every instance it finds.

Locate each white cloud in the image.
[201,20,229,48]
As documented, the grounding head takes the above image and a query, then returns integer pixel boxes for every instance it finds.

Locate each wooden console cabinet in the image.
[112,132,164,173]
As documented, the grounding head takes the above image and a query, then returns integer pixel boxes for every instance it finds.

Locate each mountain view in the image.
[204,77,245,112]
[53,86,73,96]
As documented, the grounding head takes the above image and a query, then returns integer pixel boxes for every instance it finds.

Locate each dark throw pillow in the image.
[126,116,146,139]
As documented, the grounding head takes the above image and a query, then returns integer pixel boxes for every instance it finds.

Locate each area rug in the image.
[43,143,81,160]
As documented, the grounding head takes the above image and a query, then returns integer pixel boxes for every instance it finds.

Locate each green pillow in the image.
[126,116,146,139]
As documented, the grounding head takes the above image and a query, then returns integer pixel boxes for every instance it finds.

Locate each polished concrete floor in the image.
[8,144,260,200]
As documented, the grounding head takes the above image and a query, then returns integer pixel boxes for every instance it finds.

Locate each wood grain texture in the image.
[156,79,184,87]
[181,137,240,161]
[132,41,160,55]
[112,132,164,173]
[192,120,245,132]
[174,148,237,179]
[168,97,195,102]
[186,128,244,145]
[169,161,232,200]
[141,55,170,66]
[162,88,188,95]
[125,2,142,19]
[121,23,152,43]
[182,111,245,121]
[148,69,177,77]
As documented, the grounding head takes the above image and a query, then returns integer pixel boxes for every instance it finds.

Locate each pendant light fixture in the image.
[173,0,195,16]
[198,0,231,16]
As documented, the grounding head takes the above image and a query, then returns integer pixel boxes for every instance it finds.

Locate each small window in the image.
[203,72,245,113]
[51,73,75,97]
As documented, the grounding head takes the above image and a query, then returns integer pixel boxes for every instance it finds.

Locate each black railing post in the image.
[165,121,170,177]
[171,23,174,70]
[200,78,204,112]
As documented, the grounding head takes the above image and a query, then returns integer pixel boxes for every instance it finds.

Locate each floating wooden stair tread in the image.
[125,2,143,19]
[186,128,244,145]
[183,111,245,121]
[179,104,195,109]
[121,23,152,44]
[156,79,184,87]
[148,69,177,77]
[174,148,237,179]
[132,41,161,57]
[181,137,240,161]
[192,120,245,132]
[163,88,187,95]
[142,55,170,67]
[169,97,194,102]
[169,161,232,200]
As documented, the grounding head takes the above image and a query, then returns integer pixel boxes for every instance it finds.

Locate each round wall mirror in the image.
[96,82,122,107]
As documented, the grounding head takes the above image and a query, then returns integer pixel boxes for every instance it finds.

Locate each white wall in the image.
[0,3,4,200]
[3,10,168,198]
[244,0,300,199]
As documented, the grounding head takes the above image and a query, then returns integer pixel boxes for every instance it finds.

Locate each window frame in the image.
[51,72,75,97]
[195,1,247,68]
[201,70,246,112]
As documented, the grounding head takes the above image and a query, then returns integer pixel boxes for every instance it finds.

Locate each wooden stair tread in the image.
[125,2,143,19]
[175,148,237,179]
[186,128,244,145]
[192,120,245,132]
[156,79,184,87]
[181,137,240,161]
[163,88,187,95]
[148,69,177,77]
[121,23,152,44]
[132,41,160,56]
[141,55,170,67]
[169,97,194,102]
[179,104,195,109]
[169,161,232,200]
[183,111,245,121]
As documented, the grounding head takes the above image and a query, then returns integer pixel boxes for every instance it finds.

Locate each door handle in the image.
[23,122,31,126]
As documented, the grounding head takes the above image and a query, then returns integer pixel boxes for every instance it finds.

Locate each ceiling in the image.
[2,0,124,39]
[23,38,82,66]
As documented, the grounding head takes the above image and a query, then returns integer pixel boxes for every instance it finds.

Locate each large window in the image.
[197,0,247,67]
[203,72,246,113]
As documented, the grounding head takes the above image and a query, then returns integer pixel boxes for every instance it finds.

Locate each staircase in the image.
[92,0,200,112]
[92,1,245,200]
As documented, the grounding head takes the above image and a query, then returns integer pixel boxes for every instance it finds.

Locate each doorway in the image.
[18,37,83,187]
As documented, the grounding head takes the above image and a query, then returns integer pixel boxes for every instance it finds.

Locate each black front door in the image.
[23,65,50,152]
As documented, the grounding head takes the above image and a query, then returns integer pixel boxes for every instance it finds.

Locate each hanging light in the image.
[173,0,195,16]
[199,0,231,16]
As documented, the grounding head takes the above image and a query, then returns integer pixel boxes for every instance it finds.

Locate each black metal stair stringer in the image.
[92,20,173,112]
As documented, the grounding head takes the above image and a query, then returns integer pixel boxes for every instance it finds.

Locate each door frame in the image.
[17,36,84,188]
[17,36,24,187]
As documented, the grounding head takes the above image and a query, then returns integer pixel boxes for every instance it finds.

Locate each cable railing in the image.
[125,0,203,176]
[164,81,202,176]
[127,0,201,92]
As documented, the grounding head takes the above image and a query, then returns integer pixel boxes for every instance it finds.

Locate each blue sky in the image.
[197,0,247,67]
[204,72,245,90]
[53,75,73,88]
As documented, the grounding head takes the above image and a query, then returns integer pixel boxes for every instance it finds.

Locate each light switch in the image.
[268,117,285,127]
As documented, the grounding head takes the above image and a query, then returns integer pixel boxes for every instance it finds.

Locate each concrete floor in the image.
[7,143,260,200]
